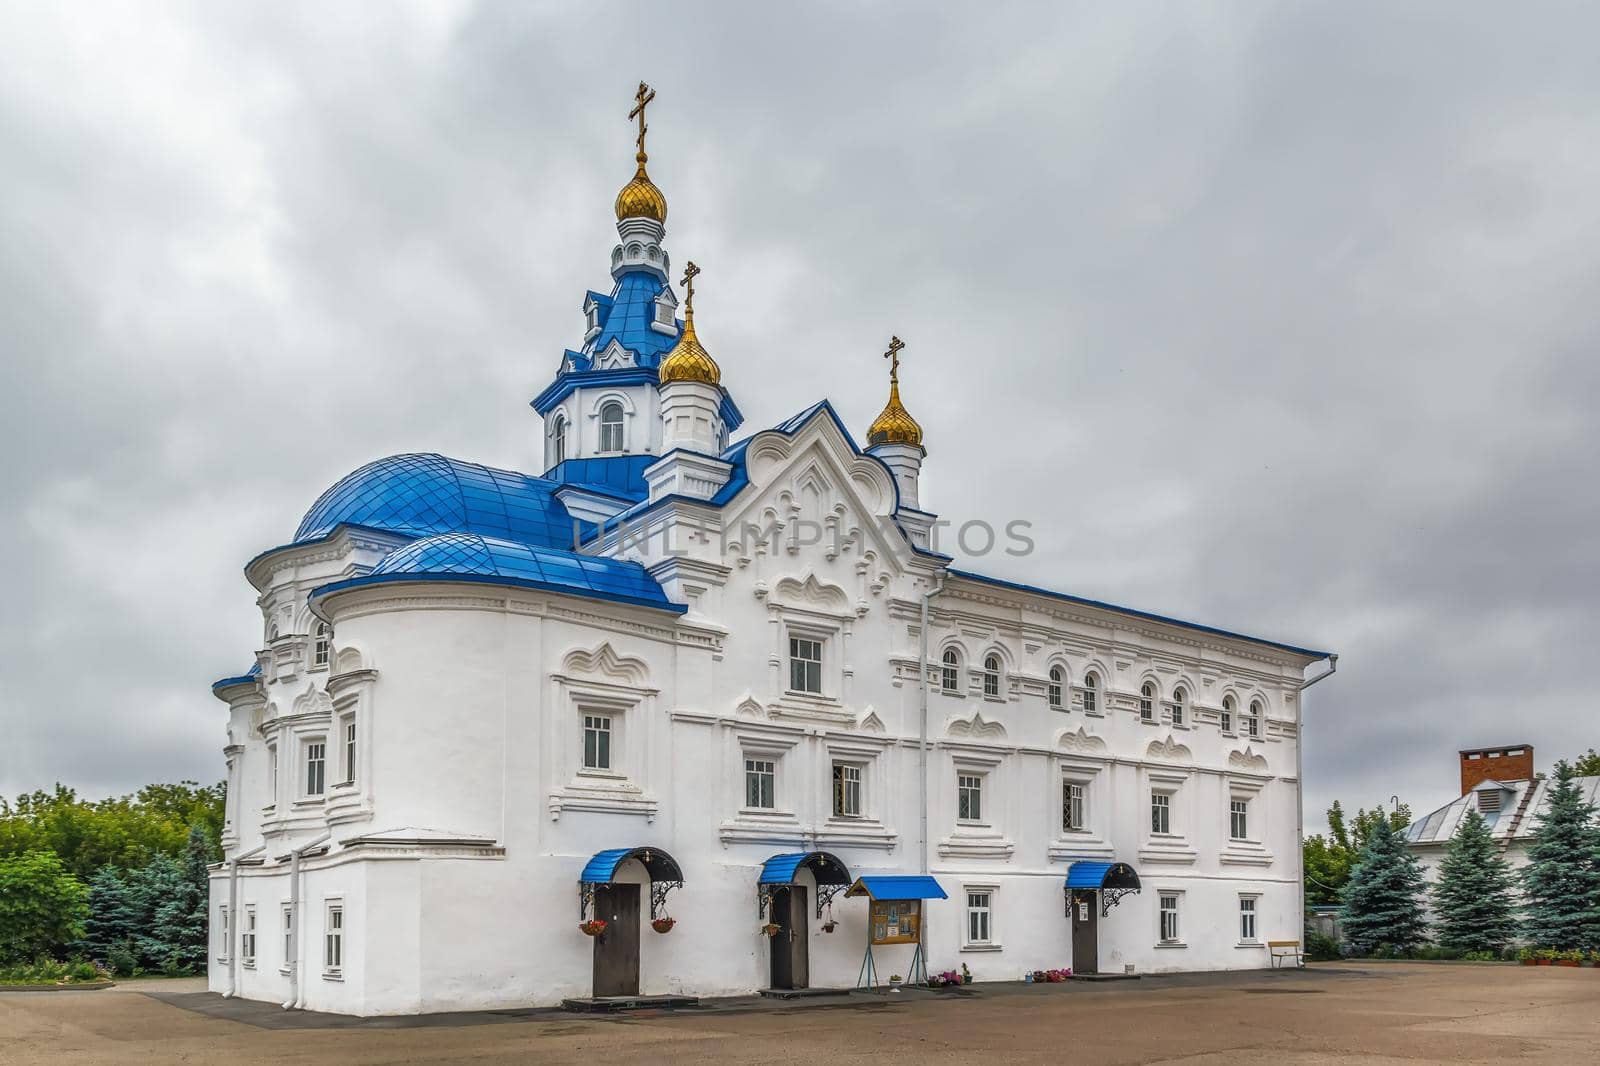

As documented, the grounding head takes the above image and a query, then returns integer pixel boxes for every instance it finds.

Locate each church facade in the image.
[208,87,1332,1015]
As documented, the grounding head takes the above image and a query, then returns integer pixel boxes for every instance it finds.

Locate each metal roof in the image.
[758,852,853,887]
[1404,775,1600,846]
[1064,861,1141,891]
[845,875,947,901]
[579,847,685,885]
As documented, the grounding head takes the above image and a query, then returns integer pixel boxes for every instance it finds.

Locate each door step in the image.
[561,994,700,1012]
[758,987,852,999]
[1069,973,1141,981]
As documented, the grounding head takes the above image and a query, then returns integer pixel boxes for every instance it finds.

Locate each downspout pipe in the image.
[918,570,946,876]
[281,832,332,1010]
[224,842,267,998]
[1296,653,1338,943]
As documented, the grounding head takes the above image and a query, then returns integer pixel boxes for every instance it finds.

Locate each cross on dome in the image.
[867,334,923,449]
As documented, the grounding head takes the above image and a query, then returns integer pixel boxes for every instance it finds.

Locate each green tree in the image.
[1521,760,1600,951]
[79,865,135,963]
[120,854,185,969]
[1572,748,1600,778]
[1431,808,1519,952]
[1303,799,1413,905]
[1340,817,1428,954]
[149,826,213,973]
[0,781,225,881]
[0,850,90,964]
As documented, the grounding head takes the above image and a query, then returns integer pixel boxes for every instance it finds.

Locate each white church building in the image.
[208,87,1333,1015]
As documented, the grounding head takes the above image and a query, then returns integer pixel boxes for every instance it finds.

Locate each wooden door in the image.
[592,883,641,997]
[1070,890,1098,975]
[768,886,810,989]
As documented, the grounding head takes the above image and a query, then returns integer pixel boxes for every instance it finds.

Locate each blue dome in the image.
[330,532,677,612]
[295,454,577,549]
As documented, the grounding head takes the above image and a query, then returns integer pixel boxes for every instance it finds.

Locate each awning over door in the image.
[580,847,684,884]
[845,875,948,901]
[1063,860,1141,891]
[759,851,853,886]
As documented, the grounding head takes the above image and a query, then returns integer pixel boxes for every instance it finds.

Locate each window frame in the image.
[831,761,864,819]
[940,647,961,694]
[1082,672,1099,714]
[957,772,984,824]
[598,400,625,453]
[1246,699,1263,739]
[1063,779,1086,832]
[217,904,230,963]
[963,888,995,949]
[323,900,344,978]
[1238,895,1259,944]
[1140,682,1156,722]
[341,714,357,787]
[1047,666,1065,710]
[551,413,568,465]
[1230,797,1250,842]
[981,654,1002,699]
[1151,791,1172,835]
[303,738,327,798]
[312,622,332,669]
[1170,686,1186,727]
[282,903,294,971]
[744,756,776,811]
[241,905,257,968]
[1158,892,1182,945]
[1220,695,1235,734]
[788,634,824,696]
[582,712,614,772]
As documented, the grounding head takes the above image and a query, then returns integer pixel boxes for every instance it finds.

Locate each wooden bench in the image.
[1268,940,1304,968]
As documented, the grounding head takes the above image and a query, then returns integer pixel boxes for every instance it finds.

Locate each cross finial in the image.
[884,335,906,382]
[629,81,656,163]
[680,260,700,320]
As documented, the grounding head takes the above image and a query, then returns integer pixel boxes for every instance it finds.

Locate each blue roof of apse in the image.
[294,454,579,549]
[846,875,948,901]
[585,271,679,363]
[544,455,655,501]
[314,532,681,613]
[211,661,261,691]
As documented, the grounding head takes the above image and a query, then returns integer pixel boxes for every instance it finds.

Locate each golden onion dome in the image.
[658,261,720,385]
[615,155,668,223]
[867,379,923,448]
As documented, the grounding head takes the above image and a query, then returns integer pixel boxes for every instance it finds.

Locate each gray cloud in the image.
[3,2,1597,831]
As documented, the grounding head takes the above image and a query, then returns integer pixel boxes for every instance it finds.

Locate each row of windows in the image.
[962,890,1262,949]
[549,402,627,465]
[218,901,343,977]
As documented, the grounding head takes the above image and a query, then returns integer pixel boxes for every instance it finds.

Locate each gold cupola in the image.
[615,82,668,223]
[658,261,721,385]
[866,335,923,449]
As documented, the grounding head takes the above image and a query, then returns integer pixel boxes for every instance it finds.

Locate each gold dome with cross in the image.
[658,261,721,385]
[615,82,668,223]
[866,336,923,449]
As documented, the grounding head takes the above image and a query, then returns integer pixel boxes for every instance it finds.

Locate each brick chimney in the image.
[1459,744,1534,795]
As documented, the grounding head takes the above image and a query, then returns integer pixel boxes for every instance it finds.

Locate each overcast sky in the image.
[3,2,1597,832]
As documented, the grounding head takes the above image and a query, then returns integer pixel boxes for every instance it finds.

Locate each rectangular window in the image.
[1220,707,1233,733]
[1048,674,1063,708]
[966,891,992,945]
[242,906,257,966]
[1239,897,1258,942]
[1230,798,1249,841]
[744,758,775,809]
[583,714,612,770]
[218,904,230,959]
[941,657,959,694]
[313,626,331,668]
[324,903,343,975]
[1082,684,1097,713]
[1063,781,1085,832]
[832,762,862,818]
[1159,893,1180,943]
[957,773,983,822]
[599,419,624,453]
[268,746,278,805]
[1151,792,1171,835]
[304,741,326,797]
[1246,714,1260,739]
[342,717,357,786]
[283,905,293,966]
[789,636,823,695]
[1170,702,1184,726]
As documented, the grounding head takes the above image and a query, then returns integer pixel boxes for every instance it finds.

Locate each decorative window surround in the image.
[1047,757,1113,862]
[961,883,1001,952]
[548,652,660,823]
[816,738,896,851]
[1139,769,1197,866]
[1156,890,1186,948]
[1221,776,1274,867]
[938,750,1013,859]
[719,728,805,845]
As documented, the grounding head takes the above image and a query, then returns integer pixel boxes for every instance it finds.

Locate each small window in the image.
[267,745,278,805]
[789,636,823,695]
[745,758,775,809]
[551,414,567,465]
[585,304,599,331]
[1140,683,1156,722]
[324,903,343,975]
[1151,792,1171,835]
[583,714,612,770]
[1239,896,1258,942]
[941,648,961,694]
[1048,667,1065,710]
[282,905,294,966]
[966,891,993,945]
[1220,696,1235,734]
[1171,687,1186,726]
[982,654,1001,698]
[1160,893,1180,943]
[1082,672,1099,713]
[957,773,983,822]
[656,299,674,325]
[1063,781,1085,832]
[242,906,257,967]
[218,904,230,960]
[312,622,331,669]
[832,762,862,818]
[1247,700,1263,739]
[1478,790,1501,814]
[342,716,357,786]
[599,401,625,453]
[1230,798,1249,841]
[304,741,326,797]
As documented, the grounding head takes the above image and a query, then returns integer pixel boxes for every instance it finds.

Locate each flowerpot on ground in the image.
[1555,960,1580,967]
[1536,959,1551,966]
[1521,958,1537,966]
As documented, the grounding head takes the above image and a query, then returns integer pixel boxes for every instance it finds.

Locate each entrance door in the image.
[1070,890,1098,975]
[768,885,810,989]
[592,883,641,997]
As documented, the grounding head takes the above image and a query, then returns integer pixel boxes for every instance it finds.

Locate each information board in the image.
[869,899,921,945]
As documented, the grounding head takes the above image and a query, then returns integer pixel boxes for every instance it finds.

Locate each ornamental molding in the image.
[945,708,1007,740]
[1056,726,1109,755]
[771,573,852,614]
[290,685,334,719]
[1228,747,1269,772]
[1146,734,1194,762]
[734,694,766,718]
[856,708,886,733]
[561,642,650,686]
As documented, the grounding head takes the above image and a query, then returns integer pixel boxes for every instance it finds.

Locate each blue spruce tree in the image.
[1521,760,1600,951]
[1340,816,1428,954]
[1431,808,1518,953]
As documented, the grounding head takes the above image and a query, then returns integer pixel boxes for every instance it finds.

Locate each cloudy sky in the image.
[3,2,1597,830]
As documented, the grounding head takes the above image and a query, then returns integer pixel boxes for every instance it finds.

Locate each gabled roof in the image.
[1405,775,1600,846]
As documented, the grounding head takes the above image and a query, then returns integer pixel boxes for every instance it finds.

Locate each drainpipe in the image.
[1296,654,1338,942]
[224,842,267,998]
[917,570,946,876]
[281,832,332,1010]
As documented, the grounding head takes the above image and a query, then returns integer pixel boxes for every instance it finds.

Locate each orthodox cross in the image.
[884,335,905,382]
[680,261,700,316]
[629,81,656,160]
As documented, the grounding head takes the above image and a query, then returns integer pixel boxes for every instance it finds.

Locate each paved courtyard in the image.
[2,963,1597,1065]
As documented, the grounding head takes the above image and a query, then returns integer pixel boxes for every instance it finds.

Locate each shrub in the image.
[105,941,137,978]
[0,851,90,964]
[1305,931,1341,962]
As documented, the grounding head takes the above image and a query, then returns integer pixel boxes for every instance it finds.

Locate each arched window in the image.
[599,402,624,453]
[1048,666,1065,710]
[313,622,332,669]
[941,648,961,694]
[1171,687,1186,726]
[1082,672,1099,713]
[1140,682,1156,722]
[1247,700,1263,739]
[1220,696,1235,734]
[982,654,1001,699]
[551,413,567,465]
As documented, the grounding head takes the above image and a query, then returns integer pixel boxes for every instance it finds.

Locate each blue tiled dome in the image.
[294,454,576,549]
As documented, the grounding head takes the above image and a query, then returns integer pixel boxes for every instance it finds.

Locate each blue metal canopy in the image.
[1064,861,1141,891]
[579,847,685,885]
[759,852,853,887]
[845,875,947,901]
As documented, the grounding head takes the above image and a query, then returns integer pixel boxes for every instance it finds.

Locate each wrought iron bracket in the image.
[578,882,597,921]
[815,882,845,920]
[1101,886,1139,917]
[650,879,682,920]
[757,884,776,919]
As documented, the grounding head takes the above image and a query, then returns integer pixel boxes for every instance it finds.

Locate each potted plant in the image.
[1535,949,1553,966]
[1517,947,1536,966]
[1555,949,1582,968]
[651,917,676,934]
[1031,970,1047,983]
[761,923,782,938]
[580,918,607,937]
[821,919,837,934]
[887,973,903,989]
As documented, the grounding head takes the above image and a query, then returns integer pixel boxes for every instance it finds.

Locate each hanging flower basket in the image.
[821,920,837,934]
[651,917,676,934]
[580,919,608,937]
[761,923,782,938]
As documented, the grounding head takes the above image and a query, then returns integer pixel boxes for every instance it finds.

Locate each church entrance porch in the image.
[1062,861,1141,978]
[756,852,852,994]
[573,847,688,1006]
